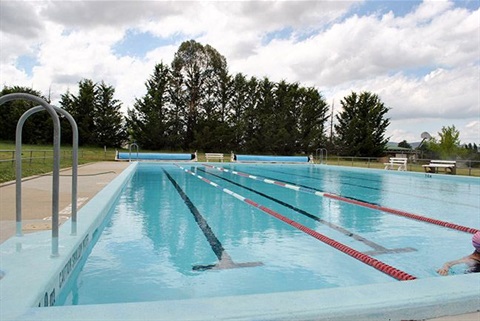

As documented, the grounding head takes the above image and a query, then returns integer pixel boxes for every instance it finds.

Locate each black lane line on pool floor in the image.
[178,164,416,281]
[198,167,415,256]
[163,169,263,271]
[263,166,479,208]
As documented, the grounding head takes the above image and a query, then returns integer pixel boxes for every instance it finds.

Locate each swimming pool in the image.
[56,163,479,304]
[2,162,479,320]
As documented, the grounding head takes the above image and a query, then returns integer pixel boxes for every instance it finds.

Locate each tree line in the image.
[1,40,394,157]
[420,125,480,161]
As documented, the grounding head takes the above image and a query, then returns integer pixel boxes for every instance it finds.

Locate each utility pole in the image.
[329,99,334,144]
[47,85,52,103]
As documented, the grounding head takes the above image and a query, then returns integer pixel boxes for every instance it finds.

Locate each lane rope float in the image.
[204,164,479,235]
[176,164,417,281]
[197,167,416,255]
[266,166,480,208]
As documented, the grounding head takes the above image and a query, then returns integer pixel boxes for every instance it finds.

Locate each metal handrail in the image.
[129,142,139,162]
[17,105,79,236]
[0,93,61,257]
[315,148,328,164]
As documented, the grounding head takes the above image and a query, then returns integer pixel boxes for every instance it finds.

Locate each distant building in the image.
[385,145,417,160]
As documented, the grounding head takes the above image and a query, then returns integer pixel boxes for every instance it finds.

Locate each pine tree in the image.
[126,63,171,150]
[61,79,97,146]
[297,87,329,153]
[240,76,260,154]
[335,91,390,157]
[228,73,250,152]
[253,77,276,153]
[170,40,229,150]
[0,86,52,144]
[94,82,127,147]
[60,80,126,147]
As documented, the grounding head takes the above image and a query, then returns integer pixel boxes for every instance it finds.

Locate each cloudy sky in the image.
[1,0,479,144]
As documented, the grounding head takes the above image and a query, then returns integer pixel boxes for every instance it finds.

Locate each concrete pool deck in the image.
[0,161,478,321]
[0,162,130,243]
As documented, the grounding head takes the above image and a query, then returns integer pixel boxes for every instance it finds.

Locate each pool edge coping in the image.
[17,273,480,321]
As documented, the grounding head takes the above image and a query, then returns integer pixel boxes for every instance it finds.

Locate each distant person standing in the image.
[437,231,480,275]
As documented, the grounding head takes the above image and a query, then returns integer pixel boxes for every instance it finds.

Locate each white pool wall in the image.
[16,273,480,321]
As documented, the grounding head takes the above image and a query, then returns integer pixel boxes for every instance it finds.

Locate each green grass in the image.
[0,140,206,183]
[323,157,480,177]
[0,141,118,183]
[1,140,478,184]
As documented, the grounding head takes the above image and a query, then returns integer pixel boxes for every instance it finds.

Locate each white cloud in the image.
[40,1,182,29]
[388,127,418,143]
[404,0,452,23]
[463,120,480,143]
[0,63,29,86]
[368,65,478,119]
[0,1,44,38]
[1,0,479,144]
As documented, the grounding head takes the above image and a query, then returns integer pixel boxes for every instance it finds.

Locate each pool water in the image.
[57,163,480,306]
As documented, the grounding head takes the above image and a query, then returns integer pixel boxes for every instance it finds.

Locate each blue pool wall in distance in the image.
[234,154,310,163]
[116,152,195,161]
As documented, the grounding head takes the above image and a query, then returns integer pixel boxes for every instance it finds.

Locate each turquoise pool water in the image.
[57,163,480,306]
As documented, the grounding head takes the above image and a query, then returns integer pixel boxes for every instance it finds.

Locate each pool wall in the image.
[233,154,311,163]
[15,273,480,321]
[1,162,479,320]
[0,162,138,321]
[116,152,196,161]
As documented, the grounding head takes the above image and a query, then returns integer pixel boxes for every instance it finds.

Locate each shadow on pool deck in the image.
[0,161,478,321]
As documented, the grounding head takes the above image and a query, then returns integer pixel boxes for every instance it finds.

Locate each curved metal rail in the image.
[315,148,327,164]
[16,105,79,235]
[0,93,61,257]
[128,142,139,162]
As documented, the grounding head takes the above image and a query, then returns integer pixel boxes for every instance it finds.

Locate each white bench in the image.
[205,153,224,162]
[422,160,456,175]
[384,157,407,171]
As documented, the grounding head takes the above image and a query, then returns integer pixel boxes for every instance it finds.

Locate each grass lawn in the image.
[0,141,118,183]
[1,140,478,184]
[326,156,480,177]
[0,141,211,183]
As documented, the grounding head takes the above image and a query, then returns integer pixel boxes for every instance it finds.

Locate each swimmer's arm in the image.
[437,256,475,276]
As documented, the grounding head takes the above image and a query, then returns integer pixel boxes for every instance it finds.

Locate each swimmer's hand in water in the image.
[437,266,449,276]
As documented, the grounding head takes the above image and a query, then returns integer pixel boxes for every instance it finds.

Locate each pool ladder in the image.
[0,93,79,257]
[128,142,139,162]
[315,148,328,164]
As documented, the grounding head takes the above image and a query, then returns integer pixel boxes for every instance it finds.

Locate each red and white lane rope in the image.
[204,164,478,235]
[176,164,417,281]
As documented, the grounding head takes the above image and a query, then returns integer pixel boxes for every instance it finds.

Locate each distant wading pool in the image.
[2,162,479,320]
